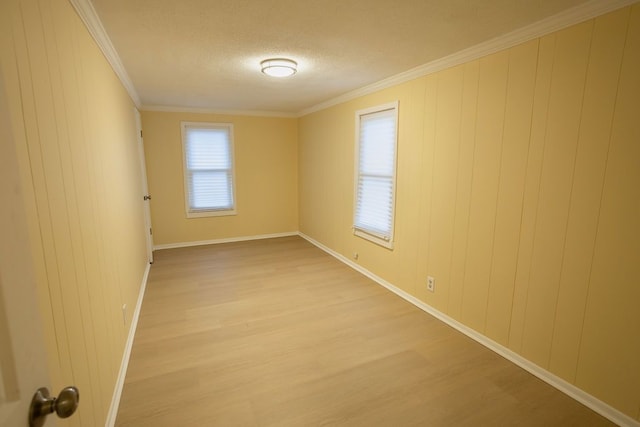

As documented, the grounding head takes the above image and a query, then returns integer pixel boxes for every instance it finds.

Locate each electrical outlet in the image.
[427,276,435,292]
[122,304,127,325]
[353,252,359,260]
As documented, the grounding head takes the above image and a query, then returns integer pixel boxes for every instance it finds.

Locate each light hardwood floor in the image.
[116,236,613,426]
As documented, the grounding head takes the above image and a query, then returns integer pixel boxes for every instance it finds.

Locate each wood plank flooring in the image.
[115,236,613,426]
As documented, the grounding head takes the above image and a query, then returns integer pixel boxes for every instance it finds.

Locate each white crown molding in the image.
[68,0,142,108]
[298,232,640,427]
[297,0,639,117]
[70,0,637,118]
[141,105,297,118]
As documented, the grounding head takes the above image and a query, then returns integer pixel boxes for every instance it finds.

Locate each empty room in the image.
[1,0,639,426]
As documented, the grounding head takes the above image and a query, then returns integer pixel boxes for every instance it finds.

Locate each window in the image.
[353,101,398,249]
[181,122,236,218]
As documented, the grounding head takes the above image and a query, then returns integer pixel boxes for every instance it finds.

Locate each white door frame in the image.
[135,108,154,264]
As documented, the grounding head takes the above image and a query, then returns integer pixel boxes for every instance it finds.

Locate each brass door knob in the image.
[29,386,79,427]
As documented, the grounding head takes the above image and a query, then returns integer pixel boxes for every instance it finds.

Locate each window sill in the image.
[186,209,237,219]
[354,229,394,250]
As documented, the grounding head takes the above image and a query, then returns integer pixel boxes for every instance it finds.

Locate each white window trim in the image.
[353,101,399,249]
[181,121,237,218]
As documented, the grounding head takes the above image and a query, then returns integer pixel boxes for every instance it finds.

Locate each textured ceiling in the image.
[90,0,594,114]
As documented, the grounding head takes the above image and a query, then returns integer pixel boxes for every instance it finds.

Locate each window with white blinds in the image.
[181,122,236,218]
[353,101,398,249]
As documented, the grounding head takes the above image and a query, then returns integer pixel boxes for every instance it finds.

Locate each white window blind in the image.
[354,102,398,248]
[181,122,236,217]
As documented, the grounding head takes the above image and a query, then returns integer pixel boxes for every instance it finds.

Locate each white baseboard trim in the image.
[298,232,640,427]
[105,261,151,427]
[153,231,299,251]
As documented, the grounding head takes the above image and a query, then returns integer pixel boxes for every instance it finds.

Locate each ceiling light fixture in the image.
[260,58,297,77]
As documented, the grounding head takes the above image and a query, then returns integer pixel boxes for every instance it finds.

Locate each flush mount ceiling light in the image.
[260,58,297,77]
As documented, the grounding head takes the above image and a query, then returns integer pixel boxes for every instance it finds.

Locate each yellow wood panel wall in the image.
[459,50,509,332]
[141,111,299,246]
[576,5,640,417]
[485,40,538,346]
[1,0,148,425]
[520,20,592,369]
[425,65,464,312]
[298,5,640,420]
[550,10,629,382]
[446,61,479,321]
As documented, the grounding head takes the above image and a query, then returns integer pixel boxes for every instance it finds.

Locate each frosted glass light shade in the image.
[260,58,297,77]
